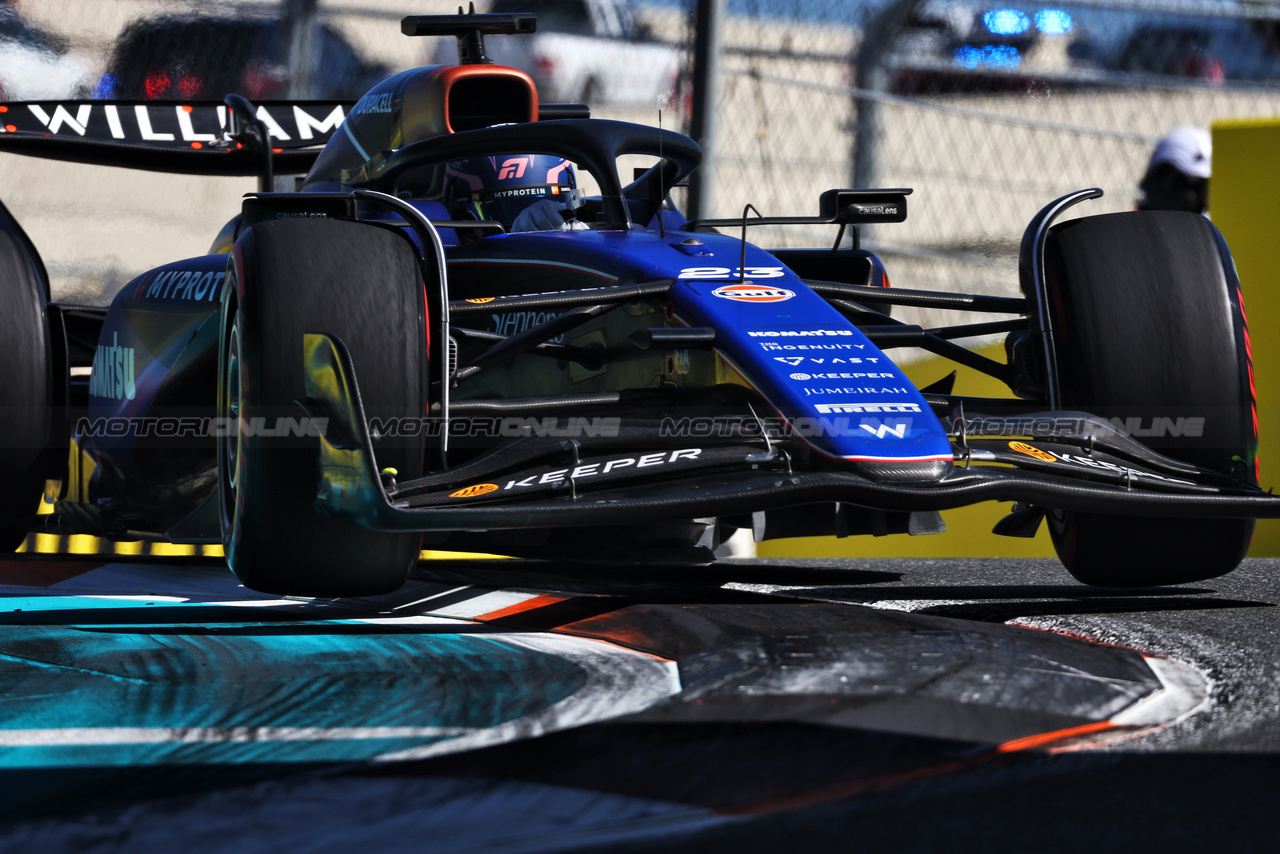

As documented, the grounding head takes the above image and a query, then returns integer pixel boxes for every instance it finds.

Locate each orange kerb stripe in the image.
[995,720,1120,753]
[573,634,675,663]
[474,594,569,622]
[723,718,1126,817]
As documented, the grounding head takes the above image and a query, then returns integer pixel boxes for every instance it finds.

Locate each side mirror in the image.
[819,189,910,224]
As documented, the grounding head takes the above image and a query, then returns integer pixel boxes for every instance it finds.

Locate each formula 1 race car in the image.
[0,12,1276,596]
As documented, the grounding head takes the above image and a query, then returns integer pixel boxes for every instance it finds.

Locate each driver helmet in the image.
[444,154,578,226]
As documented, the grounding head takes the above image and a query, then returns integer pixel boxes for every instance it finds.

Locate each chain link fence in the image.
[672,0,1280,321]
[5,0,1280,315]
[2,0,683,303]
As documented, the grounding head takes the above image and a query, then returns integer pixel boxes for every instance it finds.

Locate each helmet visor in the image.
[464,184,577,224]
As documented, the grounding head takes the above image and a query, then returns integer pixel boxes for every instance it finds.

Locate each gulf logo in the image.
[712,283,795,303]
[450,483,499,498]
[1009,441,1057,463]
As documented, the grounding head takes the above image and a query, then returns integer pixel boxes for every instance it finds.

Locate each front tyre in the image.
[219,218,428,596]
[0,230,51,552]
[1043,210,1255,586]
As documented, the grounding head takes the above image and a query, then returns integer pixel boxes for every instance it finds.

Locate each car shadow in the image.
[768,581,1272,623]
[411,557,903,594]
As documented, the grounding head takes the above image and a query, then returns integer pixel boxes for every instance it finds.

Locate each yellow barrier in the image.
[18,534,502,562]
[20,479,504,560]
[17,533,224,558]
[1213,117,1280,555]
[764,122,1280,560]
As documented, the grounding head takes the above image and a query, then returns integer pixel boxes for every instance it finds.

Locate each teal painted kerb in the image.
[0,619,588,767]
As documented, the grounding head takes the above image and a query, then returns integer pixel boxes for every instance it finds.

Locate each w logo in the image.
[498,158,528,180]
[859,418,911,439]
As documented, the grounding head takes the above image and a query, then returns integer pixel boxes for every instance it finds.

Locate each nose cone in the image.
[855,457,953,484]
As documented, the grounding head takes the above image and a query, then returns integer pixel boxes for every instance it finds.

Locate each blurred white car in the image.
[0,6,90,99]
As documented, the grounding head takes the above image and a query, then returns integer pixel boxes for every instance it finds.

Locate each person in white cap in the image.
[1137,126,1211,215]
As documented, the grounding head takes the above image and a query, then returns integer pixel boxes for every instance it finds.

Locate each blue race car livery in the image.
[0,11,1273,595]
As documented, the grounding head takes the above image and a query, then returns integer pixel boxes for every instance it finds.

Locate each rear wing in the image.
[0,99,353,176]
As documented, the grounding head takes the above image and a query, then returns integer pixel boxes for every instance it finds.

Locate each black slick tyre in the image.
[1044,210,1255,586]
[219,218,428,596]
[0,229,52,552]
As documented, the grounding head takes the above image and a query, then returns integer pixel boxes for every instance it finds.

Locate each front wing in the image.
[301,333,1280,533]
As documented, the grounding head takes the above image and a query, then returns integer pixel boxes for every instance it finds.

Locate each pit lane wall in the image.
[762,122,1280,560]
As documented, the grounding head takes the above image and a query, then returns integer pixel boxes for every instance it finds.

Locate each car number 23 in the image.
[678,266,786,279]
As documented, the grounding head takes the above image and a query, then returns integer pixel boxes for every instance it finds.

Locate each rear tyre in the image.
[1044,210,1255,586]
[219,218,428,596]
[0,230,52,552]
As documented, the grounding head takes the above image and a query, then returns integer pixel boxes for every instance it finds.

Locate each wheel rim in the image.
[223,321,242,500]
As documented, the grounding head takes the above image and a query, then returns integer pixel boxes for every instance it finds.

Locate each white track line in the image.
[1111,656,1209,726]
[0,726,478,747]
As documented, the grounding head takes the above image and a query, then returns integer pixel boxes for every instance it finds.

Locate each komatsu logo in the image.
[749,330,855,338]
[89,332,136,401]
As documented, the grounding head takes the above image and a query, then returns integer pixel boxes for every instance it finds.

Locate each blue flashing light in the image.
[983,9,1030,36]
[984,44,1022,68]
[91,73,118,100]
[953,44,1024,70]
[1035,9,1073,35]
[955,45,983,69]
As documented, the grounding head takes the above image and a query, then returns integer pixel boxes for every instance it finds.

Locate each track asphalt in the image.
[0,554,1275,852]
